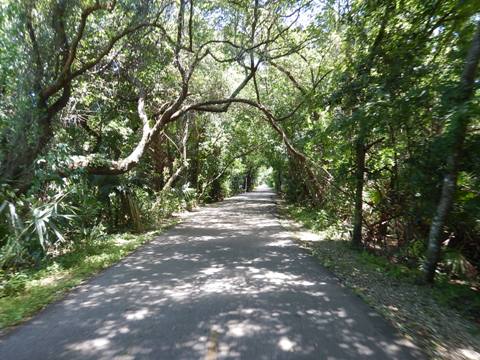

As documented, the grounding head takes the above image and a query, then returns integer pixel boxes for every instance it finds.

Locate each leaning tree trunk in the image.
[423,22,480,283]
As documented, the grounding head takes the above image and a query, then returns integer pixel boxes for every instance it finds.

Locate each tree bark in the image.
[423,22,480,283]
[276,169,282,193]
[347,4,391,246]
[352,127,366,247]
[0,84,70,192]
[161,117,190,192]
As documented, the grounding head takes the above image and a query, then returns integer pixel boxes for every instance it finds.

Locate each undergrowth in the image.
[282,203,480,323]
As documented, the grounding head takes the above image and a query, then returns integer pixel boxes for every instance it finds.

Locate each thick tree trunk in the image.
[423,22,480,283]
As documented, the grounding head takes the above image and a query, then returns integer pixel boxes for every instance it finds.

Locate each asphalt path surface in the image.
[0,187,423,359]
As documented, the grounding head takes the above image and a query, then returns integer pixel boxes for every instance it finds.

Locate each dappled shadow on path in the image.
[0,188,423,359]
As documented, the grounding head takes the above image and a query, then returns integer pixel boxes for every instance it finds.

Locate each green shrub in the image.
[0,193,77,270]
[0,271,28,297]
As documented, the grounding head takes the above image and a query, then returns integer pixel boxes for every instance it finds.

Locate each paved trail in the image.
[0,188,423,359]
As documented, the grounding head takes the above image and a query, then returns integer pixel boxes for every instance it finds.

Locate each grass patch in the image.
[284,204,330,232]
[0,219,178,331]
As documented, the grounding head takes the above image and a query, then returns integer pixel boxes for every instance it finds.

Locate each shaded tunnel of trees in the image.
[1,0,480,287]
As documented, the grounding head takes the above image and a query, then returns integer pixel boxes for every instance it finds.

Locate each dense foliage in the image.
[0,0,479,288]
